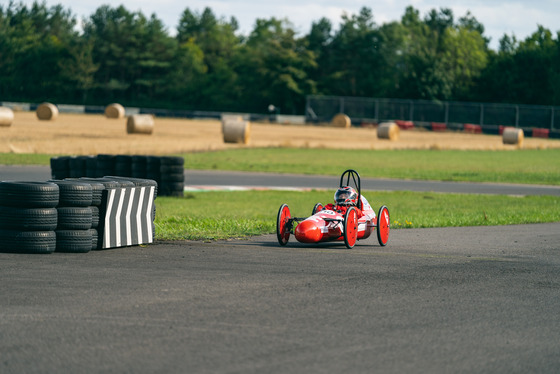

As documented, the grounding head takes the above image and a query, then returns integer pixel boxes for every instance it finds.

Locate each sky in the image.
[10,0,560,50]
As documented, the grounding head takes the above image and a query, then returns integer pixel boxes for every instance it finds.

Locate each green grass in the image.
[2,148,560,185]
[0,153,54,165]
[154,190,560,241]
[181,148,560,185]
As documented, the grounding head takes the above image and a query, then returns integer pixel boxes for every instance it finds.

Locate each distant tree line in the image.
[1,2,559,114]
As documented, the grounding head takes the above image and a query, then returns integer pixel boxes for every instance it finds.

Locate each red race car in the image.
[276,169,390,248]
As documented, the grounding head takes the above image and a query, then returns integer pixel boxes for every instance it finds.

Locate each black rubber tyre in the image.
[159,182,184,196]
[79,178,121,189]
[0,207,58,231]
[114,155,133,177]
[68,156,87,178]
[51,156,70,180]
[0,182,59,208]
[51,169,69,180]
[90,206,99,229]
[160,173,184,183]
[160,164,184,174]
[0,230,56,254]
[50,156,71,170]
[104,176,158,198]
[55,230,92,253]
[132,155,148,178]
[88,182,104,206]
[64,179,105,206]
[96,154,115,177]
[57,207,92,230]
[146,156,161,171]
[49,180,93,207]
[159,156,184,166]
[90,228,98,250]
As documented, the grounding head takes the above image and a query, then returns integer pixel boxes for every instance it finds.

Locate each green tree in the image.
[0,1,78,101]
[83,5,177,106]
[234,17,316,113]
[320,7,383,97]
[176,7,240,110]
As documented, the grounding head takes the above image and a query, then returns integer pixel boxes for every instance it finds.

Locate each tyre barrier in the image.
[431,122,447,132]
[464,124,482,134]
[532,128,550,138]
[0,178,157,254]
[394,120,414,130]
[50,155,184,197]
[0,181,59,254]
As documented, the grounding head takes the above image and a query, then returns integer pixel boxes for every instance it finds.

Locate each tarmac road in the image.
[1,165,559,196]
[1,223,560,373]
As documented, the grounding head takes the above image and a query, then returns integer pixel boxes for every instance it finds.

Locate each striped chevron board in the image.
[100,186,156,249]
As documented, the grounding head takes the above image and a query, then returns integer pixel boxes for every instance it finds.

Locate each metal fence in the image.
[305,95,559,131]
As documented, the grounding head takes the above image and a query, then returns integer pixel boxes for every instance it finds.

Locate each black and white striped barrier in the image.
[100,185,156,249]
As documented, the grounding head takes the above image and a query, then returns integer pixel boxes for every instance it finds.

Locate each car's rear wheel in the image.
[276,204,291,246]
[376,205,390,246]
[312,203,323,215]
[343,207,358,249]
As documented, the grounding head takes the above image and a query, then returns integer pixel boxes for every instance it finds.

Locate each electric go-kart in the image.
[276,169,390,248]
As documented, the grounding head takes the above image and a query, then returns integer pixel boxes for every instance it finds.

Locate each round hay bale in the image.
[502,128,524,147]
[127,114,154,135]
[36,103,58,121]
[331,113,351,128]
[221,115,243,132]
[222,120,250,144]
[105,103,125,119]
[0,106,14,127]
[377,122,400,141]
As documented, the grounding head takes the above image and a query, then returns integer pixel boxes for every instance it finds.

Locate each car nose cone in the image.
[295,219,322,243]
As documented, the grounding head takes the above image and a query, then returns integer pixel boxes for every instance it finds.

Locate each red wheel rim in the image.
[377,206,390,246]
[276,204,291,246]
[344,207,358,248]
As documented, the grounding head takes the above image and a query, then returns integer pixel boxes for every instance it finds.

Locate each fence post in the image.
[444,102,449,124]
[515,106,519,128]
[551,107,555,130]
[340,97,344,114]
[480,104,484,126]
[410,100,414,121]
[375,99,379,122]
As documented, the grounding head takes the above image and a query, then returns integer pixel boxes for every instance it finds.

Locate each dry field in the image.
[1,111,559,155]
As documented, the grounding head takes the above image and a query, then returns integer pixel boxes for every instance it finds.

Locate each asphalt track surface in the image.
[1,165,559,196]
[1,166,560,373]
[1,224,560,373]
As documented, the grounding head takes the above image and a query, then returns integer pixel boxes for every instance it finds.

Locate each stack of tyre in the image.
[0,181,59,253]
[49,180,96,253]
[95,154,115,177]
[51,156,98,179]
[158,156,184,197]
[50,154,184,197]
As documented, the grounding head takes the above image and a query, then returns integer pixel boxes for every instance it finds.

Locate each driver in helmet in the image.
[324,186,363,216]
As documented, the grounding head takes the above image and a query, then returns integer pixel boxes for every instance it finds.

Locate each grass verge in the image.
[2,148,560,185]
[155,190,560,241]
[182,148,560,185]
